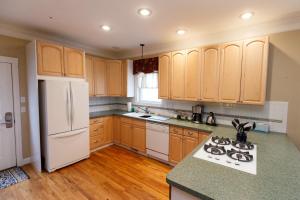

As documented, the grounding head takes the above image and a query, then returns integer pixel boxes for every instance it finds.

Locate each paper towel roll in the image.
[127,102,132,112]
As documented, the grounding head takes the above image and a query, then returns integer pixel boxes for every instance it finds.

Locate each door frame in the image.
[0,56,24,166]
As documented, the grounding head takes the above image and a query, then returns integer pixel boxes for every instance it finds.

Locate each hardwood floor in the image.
[0,145,172,200]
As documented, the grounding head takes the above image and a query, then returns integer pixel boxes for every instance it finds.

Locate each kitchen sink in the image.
[139,115,152,118]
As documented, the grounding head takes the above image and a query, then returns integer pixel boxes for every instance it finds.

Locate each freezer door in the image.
[44,80,71,135]
[70,81,89,130]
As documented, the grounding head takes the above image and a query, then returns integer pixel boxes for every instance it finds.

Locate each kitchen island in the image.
[167,126,300,200]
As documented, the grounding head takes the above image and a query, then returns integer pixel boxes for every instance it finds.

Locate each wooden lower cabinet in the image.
[89,116,113,151]
[113,116,121,144]
[169,126,209,164]
[132,125,146,153]
[169,133,183,164]
[120,122,132,147]
[120,117,146,152]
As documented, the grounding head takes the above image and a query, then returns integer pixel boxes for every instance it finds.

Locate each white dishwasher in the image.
[146,122,169,162]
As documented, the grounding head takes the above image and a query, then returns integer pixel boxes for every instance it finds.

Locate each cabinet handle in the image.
[93,129,99,132]
[188,131,193,135]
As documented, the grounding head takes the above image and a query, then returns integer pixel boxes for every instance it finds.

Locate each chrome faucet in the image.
[136,106,150,114]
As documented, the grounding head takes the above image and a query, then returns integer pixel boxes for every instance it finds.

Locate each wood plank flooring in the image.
[0,145,172,200]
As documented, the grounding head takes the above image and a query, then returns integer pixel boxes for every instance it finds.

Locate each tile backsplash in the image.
[89,97,288,133]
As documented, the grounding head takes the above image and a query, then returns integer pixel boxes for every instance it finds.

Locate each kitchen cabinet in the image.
[107,60,122,96]
[158,53,171,99]
[37,41,64,76]
[219,41,243,103]
[169,126,208,165]
[185,48,201,101]
[169,133,183,164]
[120,117,146,152]
[171,50,186,100]
[85,55,94,96]
[113,116,121,144]
[201,45,220,102]
[93,57,107,96]
[63,47,85,78]
[89,117,113,151]
[240,37,269,105]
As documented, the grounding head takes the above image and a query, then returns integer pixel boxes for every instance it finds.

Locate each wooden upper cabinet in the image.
[240,37,269,105]
[64,47,85,78]
[201,46,220,102]
[93,57,107,96]
[171,50,186,100]
[219,41,243,103]
[185,48,201,101]
[107,60,122,96]
[37,41,64,76]
[158,53,171,99]
[85,55,94,96]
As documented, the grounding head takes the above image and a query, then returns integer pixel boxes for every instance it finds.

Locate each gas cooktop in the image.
[193,136,257,175]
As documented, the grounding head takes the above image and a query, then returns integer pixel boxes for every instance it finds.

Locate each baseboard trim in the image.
[90,143,114,153]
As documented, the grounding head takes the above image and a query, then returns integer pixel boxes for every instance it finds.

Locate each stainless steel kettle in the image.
[206,112,217,126]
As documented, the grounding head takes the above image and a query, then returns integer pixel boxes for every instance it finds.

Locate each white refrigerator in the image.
[39,80,89,172]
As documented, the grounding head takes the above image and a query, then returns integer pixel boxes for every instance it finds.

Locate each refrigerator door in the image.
[70,81,89,131]
[43,80,71,135]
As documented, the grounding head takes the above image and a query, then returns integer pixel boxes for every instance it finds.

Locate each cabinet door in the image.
[113,116,121,144]
[185,48,201,101]
[169,133,183,164]
[85,55,94,96]
[132,126,146,152]
[158,53,171,99]
[64,47,85,78]
[107,60,122,96]
[219,42,243,103]
[171,50,186,100]
[182,136,198,158]
[198,132,209,144]
[103,116,113,144]
[241,37,269,105]
[93,57,107,96]
[201,46,220,101]
[120,123,132,147]
[37,41,64,76]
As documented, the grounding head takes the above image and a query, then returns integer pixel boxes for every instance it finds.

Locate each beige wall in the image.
[267,30,300,149]
[0,35,31,158]
[0,29,299,160]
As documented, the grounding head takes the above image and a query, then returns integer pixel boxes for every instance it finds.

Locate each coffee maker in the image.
[192,105,203,123]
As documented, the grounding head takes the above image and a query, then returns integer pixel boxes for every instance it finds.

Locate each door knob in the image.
[0,112,13,128]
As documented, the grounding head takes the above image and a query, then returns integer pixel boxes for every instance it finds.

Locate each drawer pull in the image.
[188,132,193,135]
[93,129,99,132]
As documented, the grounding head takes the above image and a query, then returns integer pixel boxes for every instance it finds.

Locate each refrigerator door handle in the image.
[70,84,74,127]
[52,130,85,139]
[66,88,70,126]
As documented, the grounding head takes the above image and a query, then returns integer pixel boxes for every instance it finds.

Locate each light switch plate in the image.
[21,106,26,113]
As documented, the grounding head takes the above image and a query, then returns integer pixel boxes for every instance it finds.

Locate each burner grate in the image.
[232,141,254,150]
[204,143,226,155]
[212,136,231,145]
[226,148,253,162]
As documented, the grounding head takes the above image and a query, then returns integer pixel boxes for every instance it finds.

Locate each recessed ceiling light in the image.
[48,16,54,20]
[101,25,111,31]
[176,29,186,35]
[240,12,254,20]
[138,8,152,16]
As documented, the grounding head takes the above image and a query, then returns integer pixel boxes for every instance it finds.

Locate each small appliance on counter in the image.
[206,112,217,126]
[192,105,203,123]
[232,119,256,143]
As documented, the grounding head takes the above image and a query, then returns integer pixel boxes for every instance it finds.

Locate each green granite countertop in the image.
[89,110,213,133]
[167,126,300,200]
[90,110,300,200]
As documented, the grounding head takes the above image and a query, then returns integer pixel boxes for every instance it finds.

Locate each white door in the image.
[70,82,89,131]
[0,63,16,170]
[43,80,71,135]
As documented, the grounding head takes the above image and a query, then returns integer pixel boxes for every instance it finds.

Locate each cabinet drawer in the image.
[90,117,104,125]
[132,119,145,127]
[90,134,103,150]
[170,126,183,135]
[90,123,104,137]
[120,117,132,124]
[183,129,199,138]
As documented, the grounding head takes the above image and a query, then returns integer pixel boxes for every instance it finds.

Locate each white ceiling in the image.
[0,0,300,58]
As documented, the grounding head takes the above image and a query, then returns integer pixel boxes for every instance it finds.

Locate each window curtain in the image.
[137,73,158,89]
[133,57,158,74]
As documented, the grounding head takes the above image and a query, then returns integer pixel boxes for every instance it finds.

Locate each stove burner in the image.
[232,141,254,150]
[204,144,226,155]
[212,136,231,145]
[227,149,253,162]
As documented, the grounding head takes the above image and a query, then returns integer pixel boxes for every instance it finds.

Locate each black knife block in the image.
[236,131,247,143]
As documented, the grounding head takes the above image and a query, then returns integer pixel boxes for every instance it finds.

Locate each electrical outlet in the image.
[20,96,26,103]
[21,106,26,113]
